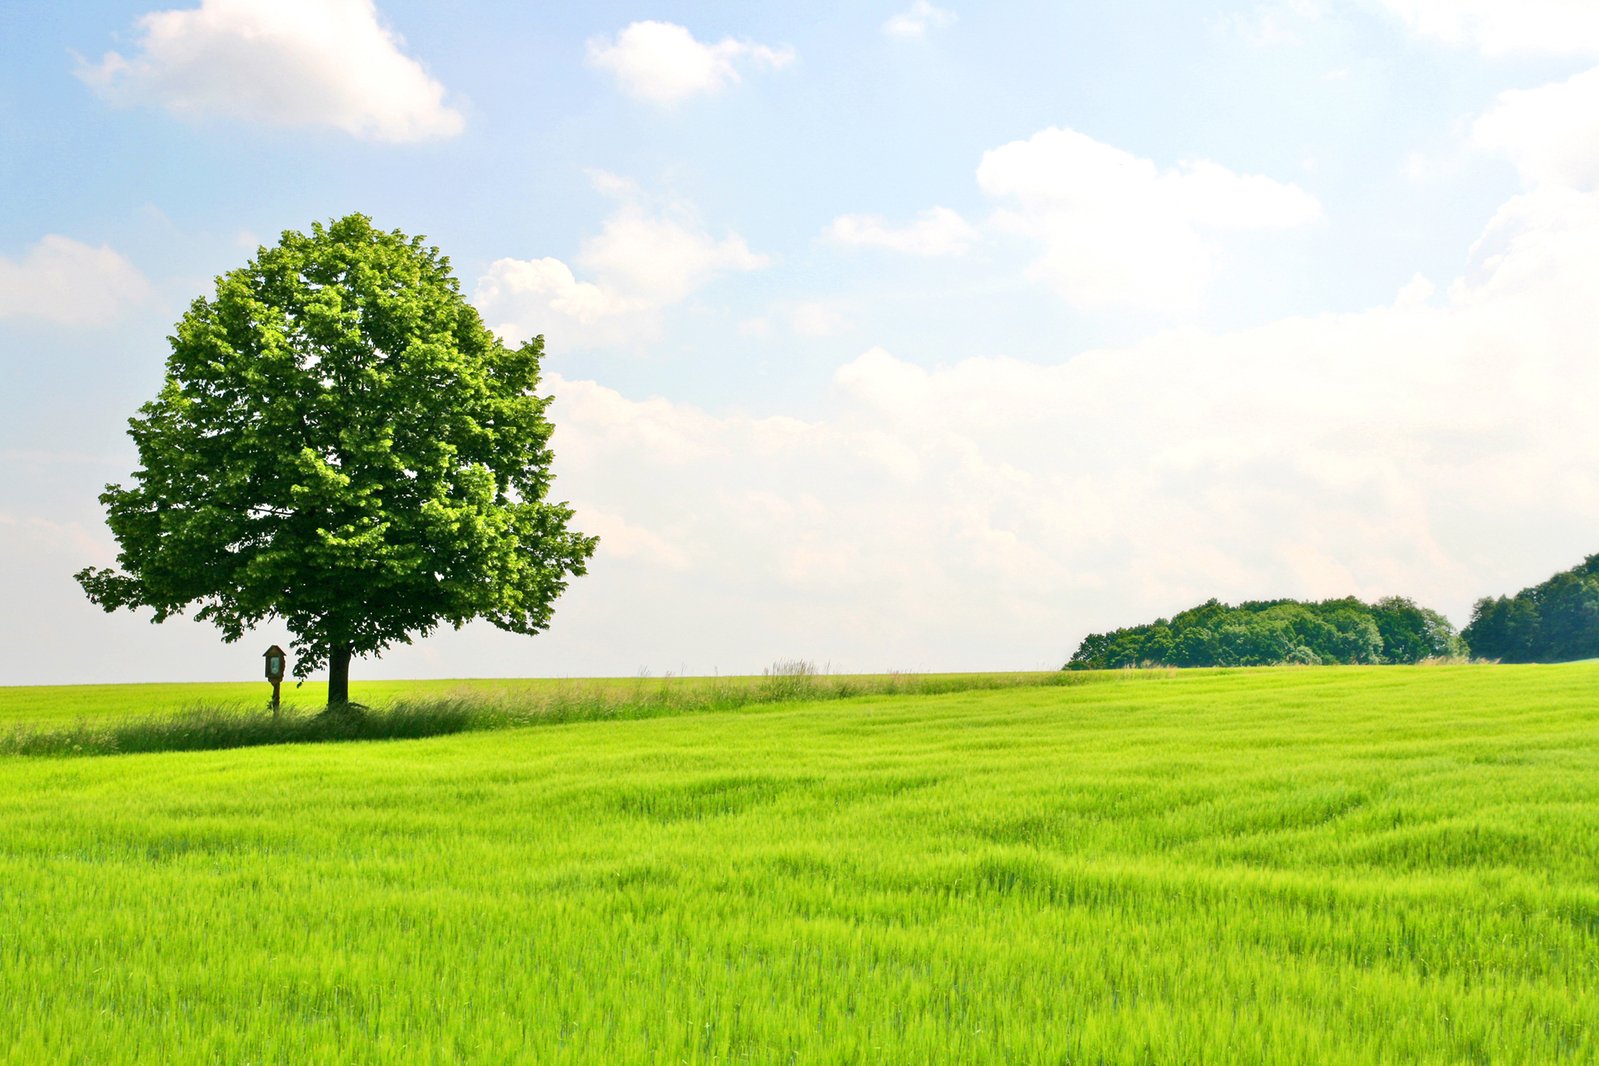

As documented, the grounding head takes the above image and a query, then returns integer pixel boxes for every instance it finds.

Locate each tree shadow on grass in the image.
[0,700,484,757]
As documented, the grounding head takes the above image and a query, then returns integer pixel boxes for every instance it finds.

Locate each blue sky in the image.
[4,0,1598,684]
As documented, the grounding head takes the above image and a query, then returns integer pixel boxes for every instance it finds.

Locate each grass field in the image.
[0,669,1088,756]
[0,670,1065,726]
[0,674,756,725]
[1,664,1595,1063]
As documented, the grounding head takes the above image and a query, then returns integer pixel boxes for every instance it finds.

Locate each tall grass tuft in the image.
[759,658,819,701]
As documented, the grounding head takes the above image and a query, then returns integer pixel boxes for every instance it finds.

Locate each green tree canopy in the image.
[1065,595,1465,670]
[76,215,597,704]
[1462,555,1599,663]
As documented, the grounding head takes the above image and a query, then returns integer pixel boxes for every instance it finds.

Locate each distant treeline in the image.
[1463,554,1599,663]
[1067,553,1599,669]
[1065,596,1465,670]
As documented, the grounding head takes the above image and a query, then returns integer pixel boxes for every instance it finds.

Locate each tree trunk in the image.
[328,644,352,707]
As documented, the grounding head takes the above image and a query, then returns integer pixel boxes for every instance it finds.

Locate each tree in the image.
[1463,555,1599,663]
[75,215,597,705]
[1371,596,1465,662]
[1463,594,1539,662]
[1536,570,1599,661]
[1063,593,1463,670]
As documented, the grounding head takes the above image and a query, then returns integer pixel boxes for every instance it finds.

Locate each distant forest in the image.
[1065,597,1463,670]
[1066,553,1599,669]
[1463,554,1599,663]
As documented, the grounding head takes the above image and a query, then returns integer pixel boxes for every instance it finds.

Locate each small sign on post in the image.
[264,645,287,715]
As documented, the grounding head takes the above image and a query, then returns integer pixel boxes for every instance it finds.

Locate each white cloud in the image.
[77,0,463,142]
[976,126,1321,313]
[1458,186,1599,302]
[825,206,978,256]
[790,302,849,337]
[474,180,768,349]
[1394,272,1436,306]
[883,1,958,39]
[536,183,1599,671]
[0,235,153,326]
[473,257,645,344]
[571,503,692,571]
[1472,67,1599,190]
[579,204,767,304]
[587,21,793,104]
[1375,0,1599,57]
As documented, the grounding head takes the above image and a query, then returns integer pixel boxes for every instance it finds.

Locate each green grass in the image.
[0,674,687,724]
[0,668,1076,725]
[0,667,1101,756]
[1,663,1595,1063]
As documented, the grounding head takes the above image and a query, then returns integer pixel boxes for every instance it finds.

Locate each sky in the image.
[3,0,1598,685]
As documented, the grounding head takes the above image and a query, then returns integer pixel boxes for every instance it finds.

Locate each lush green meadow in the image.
[0,674,718,725]
[0,669,1078,756]
[0,669,1068,726]
[1,664,1596,1063]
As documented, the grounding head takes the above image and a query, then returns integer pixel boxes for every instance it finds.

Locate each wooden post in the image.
[264,645,287,716]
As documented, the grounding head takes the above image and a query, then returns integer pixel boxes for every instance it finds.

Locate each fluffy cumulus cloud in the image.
[825,206,977,256]
[883,2,958,40]
[474,178,768,349]
[76,0,463,141]
[0,235,152,326]
[534,182,1599,672]
[1375,0,1599,57]
[587,21,793,105]
[579,202,767,303]
[1472,67,1599,190]
[976,126,1321,313]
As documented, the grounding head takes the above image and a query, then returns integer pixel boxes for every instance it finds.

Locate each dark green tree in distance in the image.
[1463,555,1599,663]
[76,215,597,705]
[1370,596,1462,665]
[1065,595,1466,670]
